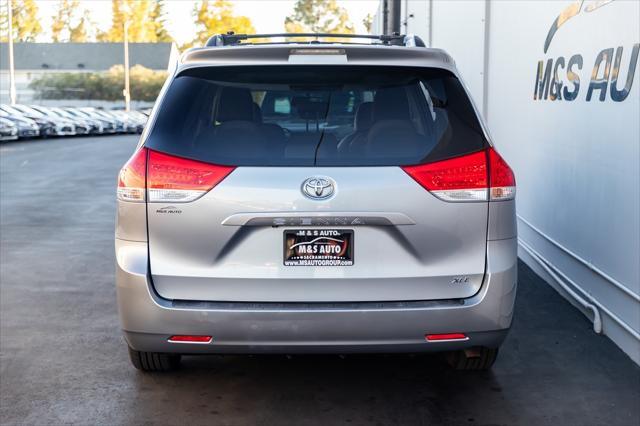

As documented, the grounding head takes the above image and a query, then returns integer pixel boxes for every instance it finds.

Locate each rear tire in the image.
[446,346,499,371]
[128,346,181,372]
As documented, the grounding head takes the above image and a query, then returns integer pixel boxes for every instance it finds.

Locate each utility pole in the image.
[388,0,401,35]
[7,0,17,105]
[123,20,131,112]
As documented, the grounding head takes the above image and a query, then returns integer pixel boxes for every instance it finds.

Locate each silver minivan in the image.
[115,34,517,372]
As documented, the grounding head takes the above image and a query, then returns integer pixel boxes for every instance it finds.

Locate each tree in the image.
[51,0,96,42]
[362,13,373,34]
[150,0,171,42]
[69,10,95,42]
[98,0,172,42]
[50,1,69,42]
[284,0,355,35]
[185,0,256,49]
[0,0,42,42]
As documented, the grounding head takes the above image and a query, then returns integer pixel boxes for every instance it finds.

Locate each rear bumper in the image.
[116,238,517,354]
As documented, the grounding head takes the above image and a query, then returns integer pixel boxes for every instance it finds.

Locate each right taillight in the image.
[487,147,516,201]
[116,148,235,203]
[401,147,515,202]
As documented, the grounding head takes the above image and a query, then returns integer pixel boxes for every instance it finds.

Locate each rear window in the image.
[145,66,487,166]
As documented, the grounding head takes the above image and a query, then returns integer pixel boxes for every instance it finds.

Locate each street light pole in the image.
[123,19,131,112]
[7,0,17,105]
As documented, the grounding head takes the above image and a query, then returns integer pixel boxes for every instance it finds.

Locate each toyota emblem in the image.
[301,177,335,200]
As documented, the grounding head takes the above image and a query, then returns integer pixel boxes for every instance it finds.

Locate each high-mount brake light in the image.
[117,148,147,202]
[289,48,346,55]
[147,150,235,203]
[401,147,515,202]
[116,148,235,203]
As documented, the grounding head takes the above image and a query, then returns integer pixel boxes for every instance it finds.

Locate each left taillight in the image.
[117,147,147,202]
[117,148,236,203]
[147,149,235,203]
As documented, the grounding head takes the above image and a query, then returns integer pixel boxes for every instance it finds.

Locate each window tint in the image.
[145,66,487,166]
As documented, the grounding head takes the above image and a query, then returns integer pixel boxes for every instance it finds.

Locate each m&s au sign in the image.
[533,0,639,102]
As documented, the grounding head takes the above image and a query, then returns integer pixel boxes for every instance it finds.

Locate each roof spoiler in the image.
[205,32,426,48]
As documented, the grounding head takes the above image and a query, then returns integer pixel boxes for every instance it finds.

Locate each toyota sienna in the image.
[115,33,517,372]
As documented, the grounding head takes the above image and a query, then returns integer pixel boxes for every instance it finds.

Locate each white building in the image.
[376,0,640,364]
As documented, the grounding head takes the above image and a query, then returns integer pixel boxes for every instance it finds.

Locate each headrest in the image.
[373,87,410,121]
[354,102,373,131]
[216,87,254,122]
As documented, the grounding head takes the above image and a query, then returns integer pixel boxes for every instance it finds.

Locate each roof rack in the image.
[205,32,426,48]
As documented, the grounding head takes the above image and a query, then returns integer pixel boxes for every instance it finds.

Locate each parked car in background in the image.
[1,104,76,136]
[0,117,18,141]
[0,109,40,138]
[30,105,90,135]
[49,106,103,135]
[128,110,149,125]
[64,108,117,134]
[101,109,131,133]
[110,110,144,133]
[80,108,126,133]
[127,111,148,133]
[0,104,150,140]
[0,104,57,137]
[53,107,104,134]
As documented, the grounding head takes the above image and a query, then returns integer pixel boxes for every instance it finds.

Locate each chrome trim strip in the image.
[221,211,416,226]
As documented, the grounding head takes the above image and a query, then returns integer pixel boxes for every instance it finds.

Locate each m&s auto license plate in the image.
[284,229,353,266]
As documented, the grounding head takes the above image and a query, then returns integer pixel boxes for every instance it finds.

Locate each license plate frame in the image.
[283,229,354,266]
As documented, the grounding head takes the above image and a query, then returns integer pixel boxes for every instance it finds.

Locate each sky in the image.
[35,0,381,45]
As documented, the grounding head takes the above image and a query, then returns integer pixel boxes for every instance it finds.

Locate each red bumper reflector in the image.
[168,335,212,343]
[425,333,468,341]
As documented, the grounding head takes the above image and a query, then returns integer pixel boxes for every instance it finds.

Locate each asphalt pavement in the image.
[1,135,639,426]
